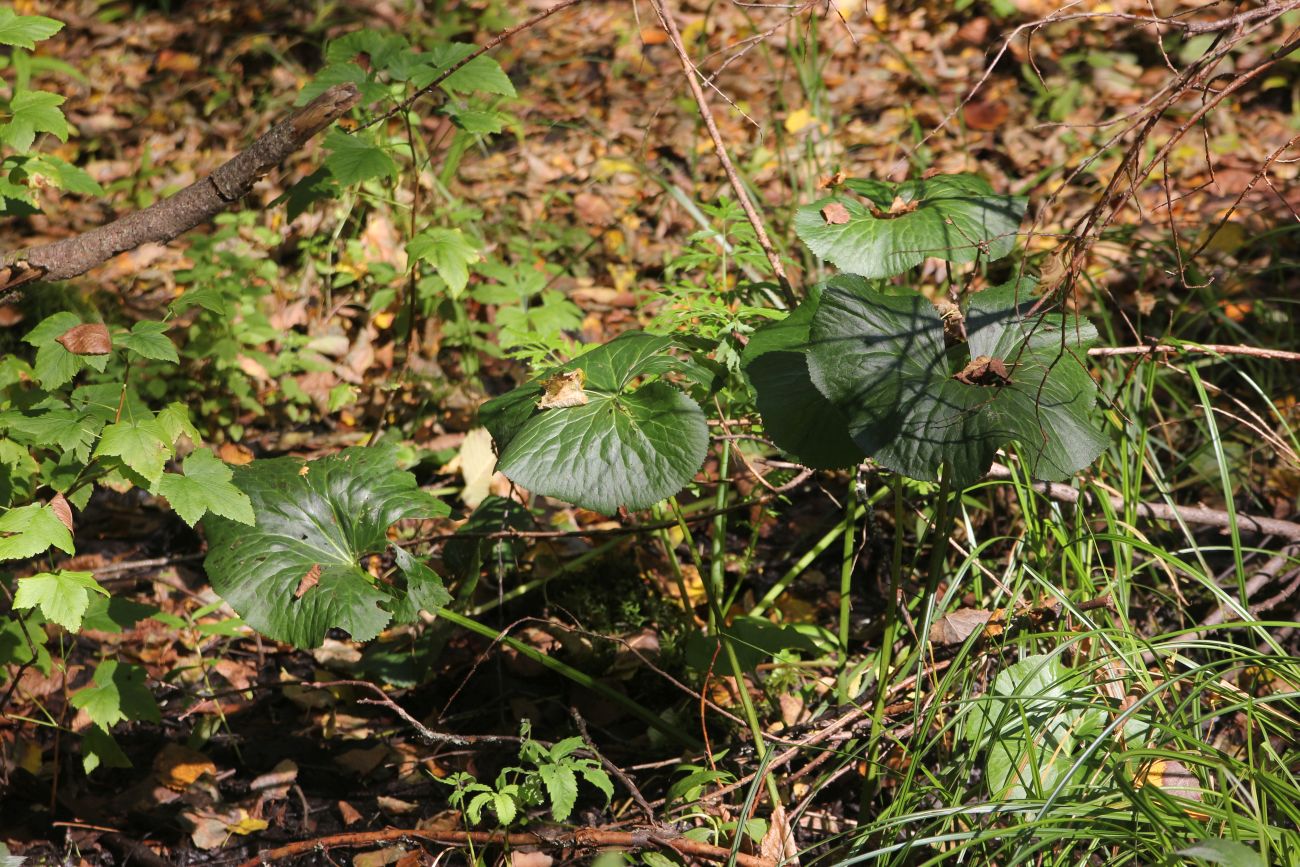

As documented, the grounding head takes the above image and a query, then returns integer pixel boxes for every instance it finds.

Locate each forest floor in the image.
[2,0,1299,865]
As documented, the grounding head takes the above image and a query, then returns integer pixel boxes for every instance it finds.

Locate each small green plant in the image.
[439,722,613,826]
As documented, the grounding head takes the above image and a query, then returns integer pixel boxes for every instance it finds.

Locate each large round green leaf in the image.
[479,332,709,514]
[795,174,1027,279]
[741,279,864,470]
[805,278,1105,488]
[204,445,450,648]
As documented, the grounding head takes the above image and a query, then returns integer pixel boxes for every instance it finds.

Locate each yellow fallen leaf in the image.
[227,815,269,836]
[785,108,816,134]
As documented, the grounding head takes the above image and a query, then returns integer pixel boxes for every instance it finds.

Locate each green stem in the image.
[669,495,780,806]
[434,606,700,750]
[838,488,859,662]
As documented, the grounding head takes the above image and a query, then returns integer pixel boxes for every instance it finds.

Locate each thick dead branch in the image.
[0,84,360,292]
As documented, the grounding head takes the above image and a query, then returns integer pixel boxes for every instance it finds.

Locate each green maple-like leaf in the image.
[0,502,74,561]
[804,278,1106,488]
[795,174,1027,279]
[0,8,63,50]
[156,448,254,527]
[69,659,160,729]
[407,228,481,298]
[414,45,516,96]
[116,321,178,363]
[203,445,450,648]
[538,762,579,821]
[323,128,397,186]
[94,417,173,485]
[480,332,709,514]
[1,90,69,153]
[13,570,107,632]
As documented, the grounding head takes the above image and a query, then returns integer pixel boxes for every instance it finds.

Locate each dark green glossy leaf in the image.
[480,332,708,514]
[742,279,865,469]
[795,173,1027,279]
[204,445,449,648]
[806,278,1104,487]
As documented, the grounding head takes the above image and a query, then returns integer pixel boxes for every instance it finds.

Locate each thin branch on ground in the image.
[236,826,777,867]
[985,463,1300,541]
[1087,343,1300,363]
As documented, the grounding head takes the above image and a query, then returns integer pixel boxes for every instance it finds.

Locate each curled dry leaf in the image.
[536,369,589,410]
[48,493,74,534]
[57,323,112,355]
[294,563,322,599]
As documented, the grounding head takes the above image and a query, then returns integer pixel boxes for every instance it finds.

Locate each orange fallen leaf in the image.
[218,442,254,465]
[821,202,851,225]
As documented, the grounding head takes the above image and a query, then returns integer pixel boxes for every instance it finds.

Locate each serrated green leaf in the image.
[1,90,69,153]
[12,570,106,632]
[156,402,201,446]
[795,173,1027,278]
[742,279,865,469]
[323,128,397,186]
[492,792,517,826]
[0,9,63,50]
[0,407,103,463]
[805,278,1104,487]
[81,724,131,774]
[413,44,515,96]
[481,333,709,514]
[406,228,481,298]
[116,320,178,363]
[80,595,157,634]
[24,311,86,388]
[94,418,172,484]
[70,660,160,728]
[389,544,451,623]
[538,762,578,821]
[295,62,382,106]
[579,765,614,804]
[203,445,450,648]
[25,154,103,195]
[0,503,74,561]
[156,449,254,527]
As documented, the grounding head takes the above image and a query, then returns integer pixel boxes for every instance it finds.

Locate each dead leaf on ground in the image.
[218,442,254,465]
[338,800,364,825]
[929,608,995,645]
[964,99,1010,131]
[154,743,218,791]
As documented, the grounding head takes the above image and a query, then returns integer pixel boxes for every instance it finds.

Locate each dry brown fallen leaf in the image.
[48,493,74,534]
[929,608,995,645]
[820,202,851,225]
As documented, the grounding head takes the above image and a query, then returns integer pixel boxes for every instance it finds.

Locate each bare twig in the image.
[237,826,777,867]
[651,0,794,304]
[307,680,468,745]
[0,84,361,291]
[571,708,656,821]
[985,463,1300,541]
[1088,344,1300,363]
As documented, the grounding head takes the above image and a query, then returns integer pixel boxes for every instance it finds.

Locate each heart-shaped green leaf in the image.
[480,332,708,514]
[806,278,1106,488]
[203,445,449,648]
[742,279,865,469]
[795,174,1027,279]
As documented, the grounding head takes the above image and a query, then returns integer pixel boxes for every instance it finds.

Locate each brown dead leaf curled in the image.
[536,369,588,410]
[48,493,74,534]
[295,564,322,599]
[820,202,851,225]
[57,323,112,355]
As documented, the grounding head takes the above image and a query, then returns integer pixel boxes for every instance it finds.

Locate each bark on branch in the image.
[0,83,361,293]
